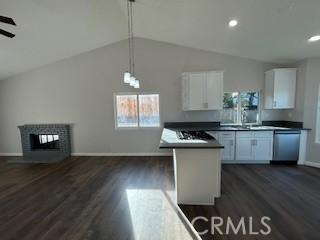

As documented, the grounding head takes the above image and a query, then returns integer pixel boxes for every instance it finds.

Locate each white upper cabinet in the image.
[264,68,296,109]
[182,71,223,111]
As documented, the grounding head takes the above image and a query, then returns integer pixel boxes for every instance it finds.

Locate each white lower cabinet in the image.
[253,138,273,161]
[219,132,235,161]
[207,130,273,163]
[235,131,273,162]
[207,131,235,161]
[235,138,254,161]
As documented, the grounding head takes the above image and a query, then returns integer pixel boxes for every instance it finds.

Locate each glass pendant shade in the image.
[130,76,136,86]
[134,79,140,89]
[124,72,131,83]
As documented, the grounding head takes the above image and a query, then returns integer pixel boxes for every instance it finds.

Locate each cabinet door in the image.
[236,138,253,160]
[264,70,275,109]
[253,138,273,161]
[273,69,296,109]
[206,72,223,110]
[188,72,206,110]
[220,138,235,161]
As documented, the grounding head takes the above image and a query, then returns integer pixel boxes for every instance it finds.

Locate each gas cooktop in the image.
[176,130,214,140]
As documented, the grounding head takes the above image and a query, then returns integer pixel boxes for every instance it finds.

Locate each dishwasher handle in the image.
[274,130,301,135]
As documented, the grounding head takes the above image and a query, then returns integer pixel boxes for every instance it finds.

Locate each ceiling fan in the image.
[0,15,16,38]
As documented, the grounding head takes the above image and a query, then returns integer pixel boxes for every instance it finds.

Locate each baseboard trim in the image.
[0,153,22,156]
[71,152,173,157]
[0,152,173,157]
[304,161,320,168]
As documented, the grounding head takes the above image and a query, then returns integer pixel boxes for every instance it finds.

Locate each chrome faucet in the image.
[241,110,247,127]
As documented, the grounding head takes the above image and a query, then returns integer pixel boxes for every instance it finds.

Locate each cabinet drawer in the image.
[254,131,273,138]
[219,131,235,139]
[236,131,254,138]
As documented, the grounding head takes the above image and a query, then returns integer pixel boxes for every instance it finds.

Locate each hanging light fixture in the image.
[123,0,140,89]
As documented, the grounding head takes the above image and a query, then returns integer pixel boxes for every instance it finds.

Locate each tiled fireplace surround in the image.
[18,124,71,163]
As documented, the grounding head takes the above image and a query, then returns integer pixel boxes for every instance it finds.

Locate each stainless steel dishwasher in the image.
[272,130,301,164]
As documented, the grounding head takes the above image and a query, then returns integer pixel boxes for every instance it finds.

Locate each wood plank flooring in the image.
[180,164,320,240]
[0,156,195,240]
[0,156,319,240]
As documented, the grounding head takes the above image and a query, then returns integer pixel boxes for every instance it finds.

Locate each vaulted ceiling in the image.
[1,0,320,79]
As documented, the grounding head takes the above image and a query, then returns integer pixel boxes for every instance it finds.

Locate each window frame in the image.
[114,92,161,130]
[221,90,261,126]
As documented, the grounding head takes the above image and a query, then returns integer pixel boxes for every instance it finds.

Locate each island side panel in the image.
[173,148,221,205]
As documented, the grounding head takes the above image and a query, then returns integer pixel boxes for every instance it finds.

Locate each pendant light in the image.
[123,0,140,89]
[124,71,131,83]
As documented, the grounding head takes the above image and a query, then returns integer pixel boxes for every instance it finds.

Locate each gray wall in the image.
[284,58,320,163]
[0,38,283,154]
[283,60,307,122]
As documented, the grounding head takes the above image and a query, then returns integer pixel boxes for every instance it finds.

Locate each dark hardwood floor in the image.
[0,156,319,240]
[180,164,320,240]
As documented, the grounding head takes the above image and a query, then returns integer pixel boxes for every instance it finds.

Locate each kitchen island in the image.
[159,121,311,205]
[160,128,223,205]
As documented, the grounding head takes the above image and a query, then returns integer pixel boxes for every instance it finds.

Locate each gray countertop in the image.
[159,123,311,149]
[163,126,311,132]
[163,121,311,132]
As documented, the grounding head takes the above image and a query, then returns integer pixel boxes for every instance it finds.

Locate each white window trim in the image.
[114,92,161,130]
[221,90,261,126]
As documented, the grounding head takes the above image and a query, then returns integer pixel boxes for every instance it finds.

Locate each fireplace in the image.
[18,124,71,163]
[30,134,60,150]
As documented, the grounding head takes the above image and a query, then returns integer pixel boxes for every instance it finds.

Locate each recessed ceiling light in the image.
[228,20,238,27]
[308,35,320,42]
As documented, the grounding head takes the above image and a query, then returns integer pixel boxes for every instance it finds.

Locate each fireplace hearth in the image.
[17,124,71,163]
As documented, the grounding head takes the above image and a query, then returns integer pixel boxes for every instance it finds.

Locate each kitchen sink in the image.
[240,125,290,130]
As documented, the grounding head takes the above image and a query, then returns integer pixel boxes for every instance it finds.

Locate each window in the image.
[115,93,160,128]
[221,91,260,125]
[221,92,239,124]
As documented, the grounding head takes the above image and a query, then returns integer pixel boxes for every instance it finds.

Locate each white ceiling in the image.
[1,0,320,79]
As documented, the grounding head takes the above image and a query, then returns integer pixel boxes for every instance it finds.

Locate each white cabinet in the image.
[264,68,296,109]
[236,131,273,162]
[182,71,223,111]
[236,138,254,161]
[207,131,235,161]
[219,132,235,161]
[253,138,273,161]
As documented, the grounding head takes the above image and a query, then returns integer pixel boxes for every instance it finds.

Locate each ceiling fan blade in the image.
[0,16,16,25]
[0,29,15,38]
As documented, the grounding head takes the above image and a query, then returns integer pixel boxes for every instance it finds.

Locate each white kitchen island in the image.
[160,128,223,205]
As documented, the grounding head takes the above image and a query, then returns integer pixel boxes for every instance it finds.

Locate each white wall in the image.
[301,59,320,163]
[0,38,283,155]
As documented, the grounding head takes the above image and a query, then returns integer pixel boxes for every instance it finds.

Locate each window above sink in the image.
[221,91,260,125]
